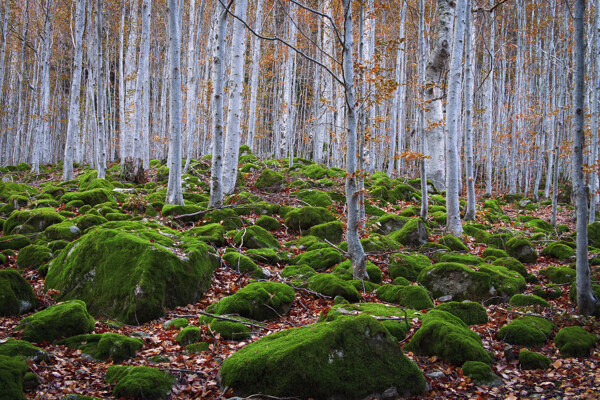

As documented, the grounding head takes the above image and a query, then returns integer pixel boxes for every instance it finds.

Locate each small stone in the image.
[426,370,445,379]
[438,295,453,302]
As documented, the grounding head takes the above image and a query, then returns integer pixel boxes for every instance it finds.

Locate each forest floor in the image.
[1,162,600,400]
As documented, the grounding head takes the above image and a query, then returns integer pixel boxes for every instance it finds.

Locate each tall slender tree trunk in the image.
[96,0,106,179]
[485,5,495,196]
[0,0,9,103]
[590,0,600,223]
[464,0,476,221]
[419,0,428,220]
[122,0,138,164]
[279,3,297,167]
[389,2,406,177]
[246,0,263,152]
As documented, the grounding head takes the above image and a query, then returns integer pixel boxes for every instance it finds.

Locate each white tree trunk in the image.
[445,0,464,235]
[246,0,263,152]
[590,0,600,223]
[278,3,297,167]
[464,0,476,221]
[389,2,406,176]
[484,5,495,196]
[0,0,9,103]
[165,0,184,205]
[122,0,138,163]
[96,0,106,179]
[63,0,86,181]
[419,0,428,220]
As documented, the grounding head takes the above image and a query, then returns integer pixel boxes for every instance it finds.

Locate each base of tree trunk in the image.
[120,156,145,184]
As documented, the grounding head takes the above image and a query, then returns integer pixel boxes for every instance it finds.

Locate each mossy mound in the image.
[439,235,468,252]
[307,274,361,302]
[233,225,279,249]
[255,215,281,231]
[60,189,114,206]
[477,263,526,298]
[321,303,417,341]
[568,283,600,305]
[254,168,284,191]
[0,338,49,362]
[497,316,554,347]
[332,259,382,284]
[541,242,575,260]
[284,206,336,232]
[222,251,261,275]
[184,223,226,246]
[203,208,242,231]
[0,269,37,316]
[16,300,95,343]
[0,354,29,400]
[58,333,143,363]
[105,365,175,400]
[439,253,485,266]
[207,282,295,321]
[388,217,428,247]
[405,309,491,365]
[16,244,52,269]
[245,248,287,264]
[0,235,31,251]
[462,361,502,386]
[509,294,550,308]
[554,326,598,357]
[374,213,408,235]
[75,214,108,231]
[161,204,203,222]
[45,223,218,324]
[281,264,317,280]
[389,253,432,282]
[540,266,576,284]
[185,342,210,354]
[209,319,251,341]
[175,326,204,346]
[291,247,342,271]
[589,221,600,248]
[432,301,488,325]
[482,248,509,259]
[376,285,433,310]
[295,189,333,208]
[4,208,65,235]
[163,318,189,330]
[519,349,551,370]
[491,257,527,278]
[505,237,538,263]
[417,262,492,301]
[44,222,82,241]
[523,218,553,232]
[307,220,344,244]
[219,314,426,399]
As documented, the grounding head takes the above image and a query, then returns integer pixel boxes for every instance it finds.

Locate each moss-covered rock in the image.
[295,189,333,208]
[183,223,226,246]
[16,244,52,269]
[0,338,49,362]
[540,266,576,284]
[497,316,554,347]
[307,273,361,302]
[483,199,503,213]
[281,264,317,280]
[374,213,408,235]
[389,253,432,281]
[254,168,284,191]
[4,208,65,235]
[185,342,210,354]
[209,319,251,341]
[462,361,502,386]
[482,248,509,259]
[0,235,31,251]
[307,220,344,244]
[16,300,95,343]
[405,309,491,365]
[284,206,336,232]
[505,237,538,263]
[222,251,261,276]
[388,218,428,247]
[432,301,488,325]
[477,263,526,298]
[75,214,108,231]
[175,326,204,346]
[0,269,37,316]
[163,318,189,330]
[219,314,426,399]
[491,257,527,278]
[45,223,218,324]
[376,284,433,309]
[589,221,600,248]
[509,294,550,308]
[332,259,382,284]
[0,354,28,400]
[291,247,342,271]
[106,365,175,400]
[417,262,492,301]
[439,235,468,252]
[161,204,203,222]
[60,189,114,206]
[207,282,295,321]
[519,349,552,370]
[255,215,281,231]
[233,225,279,249]
[245,248,287,264]
[44,221,82,241]
[58,333,143,363]
[541,242,575,260]
[439,253,486,266]
[554,326,598,357]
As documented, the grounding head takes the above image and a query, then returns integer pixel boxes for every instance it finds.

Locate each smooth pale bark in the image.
[389,2,406,176]
[463,0,475,221]
[122,0,138,164]
[484,6,495,196]
[96,0,106,179]
[573,0,600,315]
[208,3,227,208]
[278,3,297,167]
[445,0,464,235]
[424,0,454,191]
[118,4,125,162]
[419,0,427,220]
[165,0,184,205]
[246,0,264,151]
[0,0,8,102]
[544,0,557,199]
[590,0,600,223]
[63,0,87,181]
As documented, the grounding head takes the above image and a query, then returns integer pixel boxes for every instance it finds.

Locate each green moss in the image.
[509,294,550,308]
[505,237,538,263]
[16,244,52,269]
[16,300,95,343]
[482,248,508,259]
[541,242,575,260]
[233,225,279,249]
[540,266,576,284]
[439,235,468,251]
[106,365,175,400]
[185,342,210,354]
[302,163,329,179]
[432,302,488,325]
[245,248,287,264]
[207,282,295,321]
[60,189,114,206]
[554,326,598,357]
[184,223,226,246]
[163,318,189,330]
[58,333,143,363]
[307,274,361,302]
[519,349,552,370]
[349,280,380,292]
[589,221,600,248]
[497,316,554,346]
[417,262,492,301]
[359,234,397,252]
[390,184,418,202]
[44,222,81,241]
[483,199,503,213]
[0,354,28,400]
[45,223,218,324]
[387,218,428,247]
[331,259,382,284]
[568,283,600,304]
[462,361,500,386]
[477,263,526,298]
[295,189,333,208]
[75,214,108,231]
[209,319,251,340]
[405,310,491,365]
[219,314,425,398]
[284,206,335,232]
[4,208,65,235]
[291,247,342,271]
[307,220,344,244]
[105,213,131,221]
[161,204,203,222]
[0,338,48,362]
[376,284,433,309]
[255,168,284,190]
[176,326,203,346]
[60,395,103,400]
[491,257,527,278]
[0,269,37,316]
[222,251,259,275]
[281,264,317,280]
[374,213,408,235]
[255,215,281,231]
[439,253,485,265]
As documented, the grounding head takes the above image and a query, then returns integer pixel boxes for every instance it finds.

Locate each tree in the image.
[463,0,476,221]
[95,0,106,180]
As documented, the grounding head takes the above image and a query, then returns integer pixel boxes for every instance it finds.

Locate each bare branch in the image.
[287,0,344,46]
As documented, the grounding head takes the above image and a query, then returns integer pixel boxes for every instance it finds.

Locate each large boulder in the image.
[232,225,279,249]
[60,189,115,206]
[497,316,554,347]
[0,269,37,316]
[58,333,143,363]
[45,222,219,324]
[417,262,492,301]
[284,206,336,232]
[505,237,538,263]
[219,315,426,399]
[388,217,428,247]
[106,366,175,400]
[0,355,29,400]
[3,208,65,235]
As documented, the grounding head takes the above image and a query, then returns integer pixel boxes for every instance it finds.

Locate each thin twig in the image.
[173,311,272,331]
